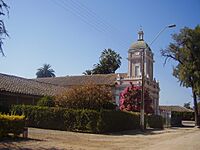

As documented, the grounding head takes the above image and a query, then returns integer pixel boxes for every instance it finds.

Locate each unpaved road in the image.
[0,127,200,150]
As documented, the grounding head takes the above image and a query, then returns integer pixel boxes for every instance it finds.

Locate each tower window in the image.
[135,66,140,77]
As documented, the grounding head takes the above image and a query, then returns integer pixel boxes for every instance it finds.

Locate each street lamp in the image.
[150,24,176,46]
[140,24,176,131]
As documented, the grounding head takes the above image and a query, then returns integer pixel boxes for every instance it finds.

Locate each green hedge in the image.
[11,105,140,133]
[11,105,66,130]
[0,114,25,138]
[99,110,140,132]
[182,112,194,121]
[147,115,164,129]
[171,112,182,127]
[171,111,194,127]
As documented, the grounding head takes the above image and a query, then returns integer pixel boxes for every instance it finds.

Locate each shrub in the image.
[0,114,25,137]
[119,85,154,113]
[11,105,66,130]
[11,105,140,133]
[99,110,140,132]
[147,115,164,129]
[181,112,194,121]
[55,84,116,110]
[171,112,182,127]
[37,96,55,107]
[171,111,194,127]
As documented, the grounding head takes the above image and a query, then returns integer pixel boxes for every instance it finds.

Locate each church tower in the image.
[115,29,160,114]
[128,30,154,81]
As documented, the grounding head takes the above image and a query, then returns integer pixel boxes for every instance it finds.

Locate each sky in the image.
[0,0,200,106]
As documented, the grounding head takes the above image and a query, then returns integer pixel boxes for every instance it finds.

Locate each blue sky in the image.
[1,0,200,106]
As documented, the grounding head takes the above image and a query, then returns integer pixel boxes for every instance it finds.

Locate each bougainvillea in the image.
[119,85,153,114]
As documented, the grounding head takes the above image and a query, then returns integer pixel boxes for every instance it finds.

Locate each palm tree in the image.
[36,64,55,78]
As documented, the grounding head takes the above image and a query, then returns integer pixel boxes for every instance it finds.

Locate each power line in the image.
[51,0,130,50]
[67,0,130,47]
[71,0,130,46]
[53,0,104,33]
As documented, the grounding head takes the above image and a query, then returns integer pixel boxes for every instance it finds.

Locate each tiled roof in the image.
[159,105,194,112]
[35,73,127,87]
[0,73,65,96]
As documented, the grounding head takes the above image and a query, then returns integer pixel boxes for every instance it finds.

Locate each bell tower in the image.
[115,30,160,114]
[128,30,154,81]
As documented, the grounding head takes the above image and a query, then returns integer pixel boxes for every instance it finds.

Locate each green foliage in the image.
[171,111,194,127]
[161,25,200,94]
[36,64,55,78]
[161,25,200,126]
[83,49,122,75]
[63,109,100,132]
[183,102,192,109]
[11,105,66,130]
[147,115,164,129]
[181,112,195,121]
[11,105,140,133]
[0,114,25,138]
[55,84,116,110]
[171,112,183,127]
[37,96,55,107]
[99,110,140,132]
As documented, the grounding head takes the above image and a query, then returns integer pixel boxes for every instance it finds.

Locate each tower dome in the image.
[129,30,151,52]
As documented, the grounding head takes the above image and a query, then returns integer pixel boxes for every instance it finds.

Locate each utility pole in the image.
[140,48,145,131]
[140,24,176,131]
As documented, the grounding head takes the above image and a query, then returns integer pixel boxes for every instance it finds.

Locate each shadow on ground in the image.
[105,126,197,136]
[0,137,48,150]
[0,136,42,142]
[105,128,166,136]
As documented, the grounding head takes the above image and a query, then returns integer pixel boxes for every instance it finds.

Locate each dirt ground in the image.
[0,127,200,150]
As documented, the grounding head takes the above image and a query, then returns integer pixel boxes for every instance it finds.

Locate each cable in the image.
[51,0,130,50]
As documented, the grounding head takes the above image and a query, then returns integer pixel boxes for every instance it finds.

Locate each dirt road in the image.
[0,127,200,150]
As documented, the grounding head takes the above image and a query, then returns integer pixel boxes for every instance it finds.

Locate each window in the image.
[135,52,140,55]
[135,66,140,77]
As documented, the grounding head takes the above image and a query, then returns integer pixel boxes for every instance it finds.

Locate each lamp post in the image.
[140,24,176,131]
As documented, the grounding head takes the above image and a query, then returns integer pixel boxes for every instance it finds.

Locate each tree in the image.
[0,0,9,56]
[161,25,200,126]
[119,85,153,114]
[36,64,56,78]
[183,102,191,109]
[83,70,92,75]
[55,84,116,110]
[83,49,122,75]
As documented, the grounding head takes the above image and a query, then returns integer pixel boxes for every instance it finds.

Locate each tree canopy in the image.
[0,0,9,56]
[83,49,122,75]
[183,102,191,109]
[161,25,200,126]
[36,64,56,78]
